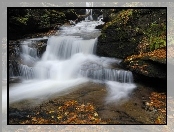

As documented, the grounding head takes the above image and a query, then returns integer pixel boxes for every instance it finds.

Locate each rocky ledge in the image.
[96,9,166,88]
[123,48,166,79]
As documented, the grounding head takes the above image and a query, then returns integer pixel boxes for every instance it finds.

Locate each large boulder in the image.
[96,9,166,59]
[96,9,167,87]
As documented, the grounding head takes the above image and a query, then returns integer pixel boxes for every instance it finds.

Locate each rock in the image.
[95,24,105,29]
[96,9,166,87]
[122,48,166,81]
[9,60,20,77]
[123,59,166,79]
[96,9,166,59]
[35,39,48,57]
[9,77,21,83]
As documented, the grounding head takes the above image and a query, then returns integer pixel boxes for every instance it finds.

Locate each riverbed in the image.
[8,20,166,124]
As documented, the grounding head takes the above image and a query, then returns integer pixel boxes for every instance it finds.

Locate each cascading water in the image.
[18,40,39,79]
[9,20,136,104]
[85,2,93,21]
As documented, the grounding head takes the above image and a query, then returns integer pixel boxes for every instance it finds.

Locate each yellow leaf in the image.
[64,112,69,116]
[49,110,54,113]
[94,112,98,117]
[57,116,62,120]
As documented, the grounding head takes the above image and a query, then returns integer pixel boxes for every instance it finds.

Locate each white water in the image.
[85,2,93,21]
[9,21,136,104]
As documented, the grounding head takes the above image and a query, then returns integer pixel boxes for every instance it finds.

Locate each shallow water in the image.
[9,82,164,124]
[8,21,167,124]
[9,20,136,105]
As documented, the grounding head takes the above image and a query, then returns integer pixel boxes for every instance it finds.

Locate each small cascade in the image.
[42,36,97,60]
[19,64,34,79]
[85,9,93,21]
[9,20,136,104]
[106,69,133,83]
[21,45,37,58]
[17,40,38,79]
[80,69,133,83]
[79,59,133,83]
[10,40,41,79]
[85,2,93,21]
[9,42,21,78]
[9,65,13,77]
[20,40,39,64]
[9,61,19,77]
[89,9,93,21]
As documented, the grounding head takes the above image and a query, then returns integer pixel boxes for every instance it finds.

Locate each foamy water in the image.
[9,20,136,105]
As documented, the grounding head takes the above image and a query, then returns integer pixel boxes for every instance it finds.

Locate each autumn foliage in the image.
[145,92,166,124]
[125,48,166,62]
[20,100,106,124]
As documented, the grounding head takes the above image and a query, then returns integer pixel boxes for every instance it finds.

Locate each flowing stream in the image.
[9,20,136,104]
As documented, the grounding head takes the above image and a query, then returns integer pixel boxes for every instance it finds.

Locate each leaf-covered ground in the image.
[9,83,166,125]
[124,48,166,78]
[20,100,107,124]
[125,48,166,63]
[144,92,166,124]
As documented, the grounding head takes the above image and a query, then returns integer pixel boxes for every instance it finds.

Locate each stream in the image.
[8,20,165,124]
[9,20,136,104]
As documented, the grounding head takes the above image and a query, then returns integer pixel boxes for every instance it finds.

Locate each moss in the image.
[143,22,166,51]
[103,9,133,30]
[97,9,166,60]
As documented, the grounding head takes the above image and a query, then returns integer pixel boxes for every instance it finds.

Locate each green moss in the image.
[103,9,133,30]
[149,36,166,51]
[97,9,166,59]
[144,22,166,51]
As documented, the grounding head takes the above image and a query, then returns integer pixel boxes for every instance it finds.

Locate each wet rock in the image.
[9,77,21,83]
[9,60,20,77]
[95,24,105,29]
[9,41,21,59]
[35,40,48,57]
[9,108,31,122]
[123,59,166,79]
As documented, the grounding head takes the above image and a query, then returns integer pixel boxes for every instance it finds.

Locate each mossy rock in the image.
[96,9,166,59]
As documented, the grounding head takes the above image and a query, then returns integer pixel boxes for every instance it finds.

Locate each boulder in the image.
[96,9,166,59]
[96,9,167,87]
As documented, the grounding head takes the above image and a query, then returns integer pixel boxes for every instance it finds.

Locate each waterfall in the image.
[42,36,97,60]
[80,68,133,83]
[15,40,39,79]
[85,2,93,21]
[9,20,136,104]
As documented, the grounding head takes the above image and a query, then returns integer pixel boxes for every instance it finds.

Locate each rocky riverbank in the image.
[96,9,167,88]
[9,82,166,124]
